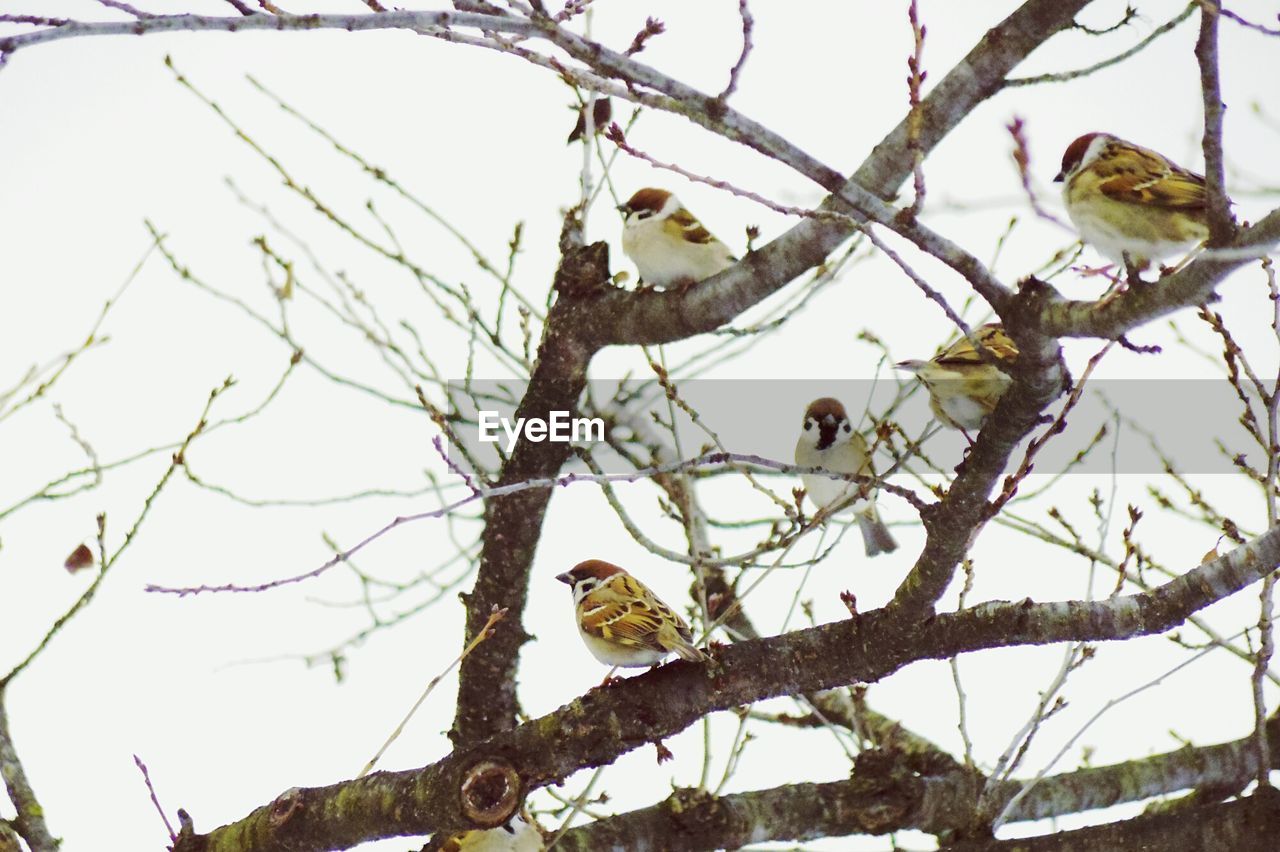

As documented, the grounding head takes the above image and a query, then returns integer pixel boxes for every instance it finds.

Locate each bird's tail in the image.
[857,507,898,557]
[673,639,712,664]
[661,625,712,663]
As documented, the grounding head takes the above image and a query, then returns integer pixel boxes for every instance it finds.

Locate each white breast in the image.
[622,219,734,288]
[579,627,668,668]
[937,394,991,431]
[795,441,868,514]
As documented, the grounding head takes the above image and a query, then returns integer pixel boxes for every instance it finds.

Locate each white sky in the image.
[3,1,1280,849]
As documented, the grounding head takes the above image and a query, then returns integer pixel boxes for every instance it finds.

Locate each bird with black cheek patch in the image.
[556,559,711,670]
[619,188,737,290]
[794,398,897,557]
[1055,132,1213,280]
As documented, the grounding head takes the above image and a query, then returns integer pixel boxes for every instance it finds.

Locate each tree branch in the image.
[1039,208,1280,338]
[558,710,1280,850]
[890,287,1069,613]
[451,0,1092,743]
[173,522,1280,850]
[1195,0,1235,243]
[449,223,603,746]
[0,10,529,63]
[0,696,59,852]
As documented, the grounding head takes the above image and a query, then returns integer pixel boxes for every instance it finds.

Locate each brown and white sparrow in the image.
[794,398,897,557]
[619,188,737,289]
[1055,133,1210,274]
[556,559,710,668]
[441,813,544,852]
[896,323,1019,442]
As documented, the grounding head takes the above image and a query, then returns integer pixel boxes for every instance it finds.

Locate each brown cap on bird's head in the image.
[1055,132,1104,182]
[555,559,625,586]
[803,397,848,425]
[619,188,672,215]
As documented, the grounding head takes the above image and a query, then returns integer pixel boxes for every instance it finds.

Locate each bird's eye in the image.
[636,210,653,220]
[804,419,814,431]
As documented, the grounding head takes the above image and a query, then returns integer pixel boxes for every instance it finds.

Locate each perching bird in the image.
[556,559,711,668]
[794,398,897,557]
[441,813,544,852]
[1055,132,1212,277]
[896,323,1019,443]
[619,188,737,289]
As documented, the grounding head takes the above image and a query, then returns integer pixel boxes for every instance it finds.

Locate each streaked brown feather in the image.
[665,207,716,245]
[933,324,1019,366]
[580,574,693,653]
[1094,143,1206,210]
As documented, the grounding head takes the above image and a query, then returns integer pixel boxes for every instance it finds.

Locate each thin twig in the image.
[718,0,753,100]
[133,755,177,842]
[3,378,233,686]
[1006,3,1197,87]
[358,607,507,777]
[905,0,928,215]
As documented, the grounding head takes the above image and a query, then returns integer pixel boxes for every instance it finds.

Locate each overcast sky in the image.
[3,1,1280,849]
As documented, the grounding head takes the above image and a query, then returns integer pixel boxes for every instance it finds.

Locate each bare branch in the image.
[172,522,1280,849]
[0,10,533,60]
[1196,0,1236,242]
[0,700,58,851]
[718,0,753,100]
[1006,2,1197,87]
[1039,209,1280,338]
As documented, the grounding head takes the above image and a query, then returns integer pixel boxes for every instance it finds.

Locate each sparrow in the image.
[794,398,897,557]
[441,813,544,852]
[555,559,710,668]
[1055,133,1210,275]
[619,188,737,289]
[896,323,1019,442]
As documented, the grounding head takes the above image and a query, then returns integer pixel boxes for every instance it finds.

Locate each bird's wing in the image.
[848,431,874,477]
[664,207,718,245]
[580,574,688,651]
[1094,145,1206,210]
[935,324,1018,366]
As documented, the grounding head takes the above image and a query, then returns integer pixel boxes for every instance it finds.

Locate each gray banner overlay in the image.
[445,379,1261,475]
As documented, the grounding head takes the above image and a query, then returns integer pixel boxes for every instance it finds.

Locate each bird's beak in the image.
[1052,171,1065,183]
[895,359,924,372]
[616,204,629,213]
[555,572,573,585]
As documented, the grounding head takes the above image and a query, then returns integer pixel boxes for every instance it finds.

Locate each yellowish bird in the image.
[1055,132,1211,275]
[619,188,737,289]
[896,323,1018,442]
[556,560,710,668]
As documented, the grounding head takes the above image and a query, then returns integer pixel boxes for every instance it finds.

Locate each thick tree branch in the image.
[174,523,1280,850]
[450,227,603,746]
[945,787,1280,851]
[0,10,527,62]
[453,0,1092,743]
[1039,209,1280,338]
[891,288,1068,612]
[580,0,1091,346]
[0,696,59,852]
[558,709,1280,850]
